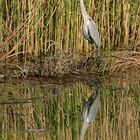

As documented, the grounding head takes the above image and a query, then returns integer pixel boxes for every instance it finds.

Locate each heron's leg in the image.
[87,43,101,70]
[88,43,94,57]
[95,47,100,69]
[86,43,95,71]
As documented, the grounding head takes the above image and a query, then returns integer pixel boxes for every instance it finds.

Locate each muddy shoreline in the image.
[0,51,140,81]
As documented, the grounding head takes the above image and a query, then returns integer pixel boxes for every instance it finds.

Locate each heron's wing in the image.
[87,18,100,48]
[82,23,92,42]
[87,92,100,123]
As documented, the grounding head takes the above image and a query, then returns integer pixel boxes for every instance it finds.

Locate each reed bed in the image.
[0,77,139,140]
[0,0,139,62]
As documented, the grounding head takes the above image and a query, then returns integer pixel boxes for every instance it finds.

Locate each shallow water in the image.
[0,76,139,140]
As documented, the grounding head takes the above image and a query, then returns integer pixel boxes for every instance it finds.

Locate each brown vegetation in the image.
[1,50,140,79]
[0,0,140,77]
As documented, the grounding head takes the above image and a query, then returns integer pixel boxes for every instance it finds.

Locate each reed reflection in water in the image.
[0,77,139,140]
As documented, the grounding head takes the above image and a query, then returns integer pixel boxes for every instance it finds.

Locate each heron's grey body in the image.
[80,0,100,50]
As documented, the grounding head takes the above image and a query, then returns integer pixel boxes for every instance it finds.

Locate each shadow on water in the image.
[0,75,139,140]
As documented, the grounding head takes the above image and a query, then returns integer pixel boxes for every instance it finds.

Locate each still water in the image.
[0,75,139,140]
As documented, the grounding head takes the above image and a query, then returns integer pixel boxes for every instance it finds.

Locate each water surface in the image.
[0,76,139,140]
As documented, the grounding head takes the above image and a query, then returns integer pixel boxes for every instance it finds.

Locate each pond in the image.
[0,75,139,140]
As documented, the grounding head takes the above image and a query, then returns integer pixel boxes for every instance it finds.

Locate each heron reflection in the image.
[80,86,100,140]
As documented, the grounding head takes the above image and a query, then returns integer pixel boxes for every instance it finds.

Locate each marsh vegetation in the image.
[0,0,139,77]
[0,0,140,140]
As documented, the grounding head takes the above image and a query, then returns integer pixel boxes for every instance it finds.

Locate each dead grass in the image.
[1,50,140,79]
[110,51,140,75]
[0,51,99,78]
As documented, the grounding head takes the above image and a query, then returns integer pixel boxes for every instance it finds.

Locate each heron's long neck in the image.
[80,0,89,20]
[80,122,89,140]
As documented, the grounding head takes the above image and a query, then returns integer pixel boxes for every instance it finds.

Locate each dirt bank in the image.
[0,51,140,80]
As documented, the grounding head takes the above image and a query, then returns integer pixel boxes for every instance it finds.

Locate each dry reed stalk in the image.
[123,0,130,47]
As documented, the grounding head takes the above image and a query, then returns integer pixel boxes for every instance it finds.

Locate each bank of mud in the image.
[0,51,140,80]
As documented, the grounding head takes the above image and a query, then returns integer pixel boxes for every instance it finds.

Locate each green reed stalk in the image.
[0,0,139,61]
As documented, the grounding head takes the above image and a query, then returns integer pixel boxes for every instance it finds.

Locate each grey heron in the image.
[80,87,100,140]
[80,0,100,52]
